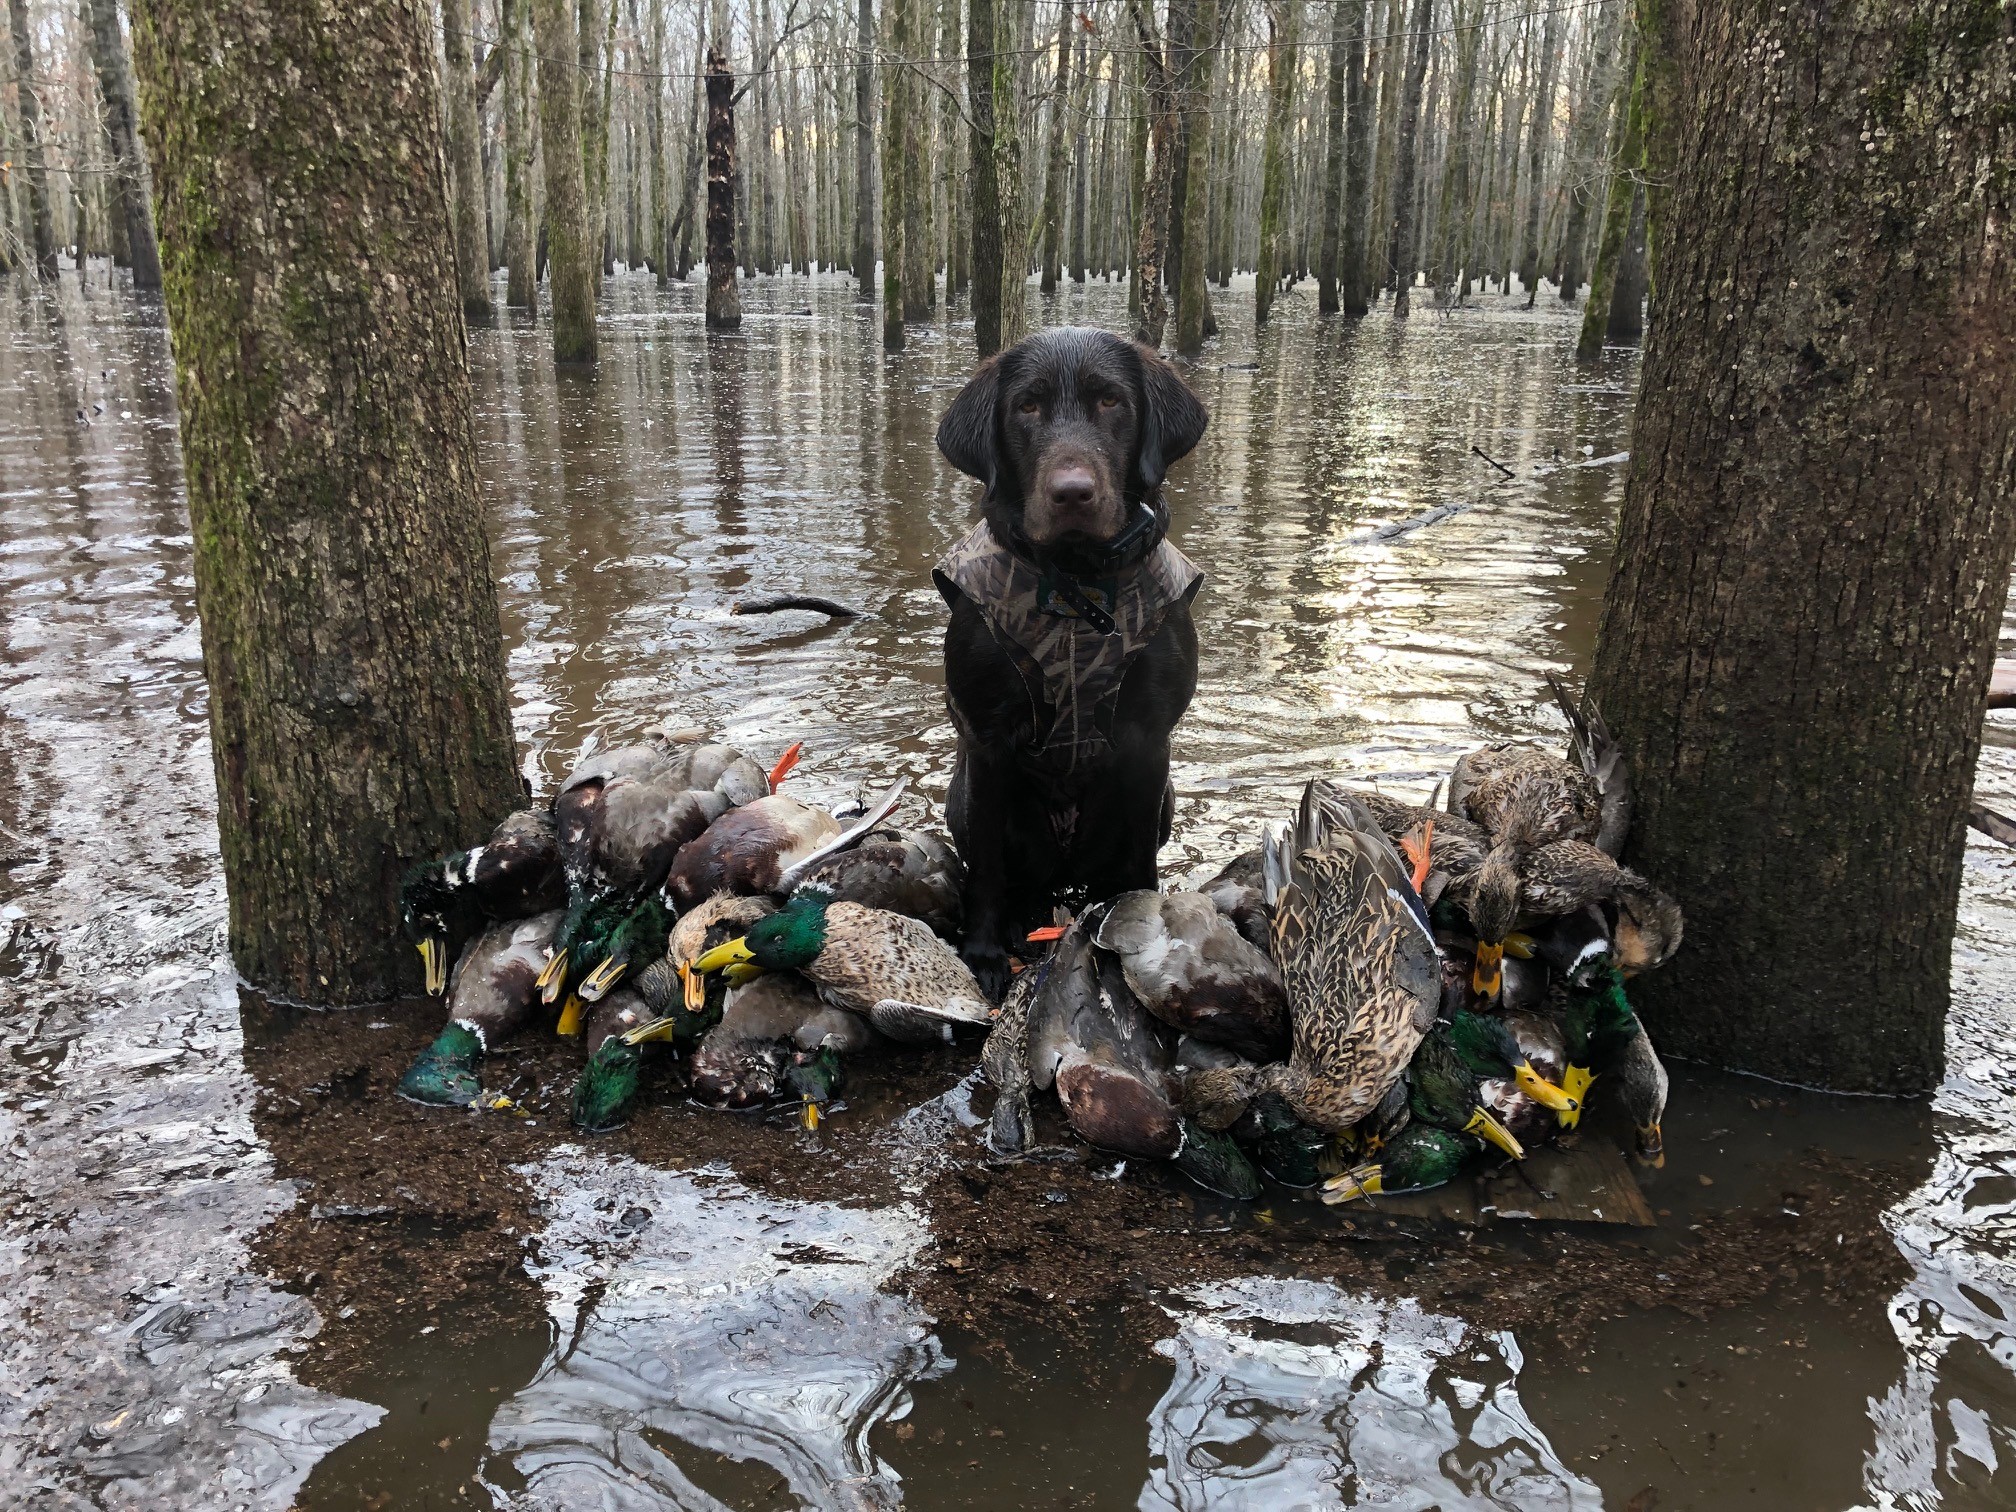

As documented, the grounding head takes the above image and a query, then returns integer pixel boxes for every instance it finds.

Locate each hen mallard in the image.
[1182,782,1440,1136]
[400,808,565,995]
[398,909,563,1105]
[692,888,992,1042]
[540,736,775,1000]
[1093,889,1290,1061]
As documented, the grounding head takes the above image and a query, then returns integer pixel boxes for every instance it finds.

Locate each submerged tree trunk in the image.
[127,0,523,1004]
[1253,0,1301,325]
[1555,0,1622,302]
[442,0,492,315]
[1586,0,2016,1094]
[1171,0,1217,355]
[87,0,161,289]
[1605,182,1647,340]
[1338,0,1371,315]
[1385,0,1431,316]
[1129,0,1177,347]
[900,0,932,319]
[1038,0,1073,293]
[705,44,740,328]
[536,0,597,360]
[880,0,908,347]
[991,0,1029,348]
[968,0,1003,353]
[854,0,876,291]
[1516,2,1562,301]
[1575,39,1642,362]
[503,0,539,307]
[7,0,57,277]
[1315,0,1348,313]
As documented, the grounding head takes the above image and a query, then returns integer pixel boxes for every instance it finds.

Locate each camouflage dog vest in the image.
[934,521,1204,780]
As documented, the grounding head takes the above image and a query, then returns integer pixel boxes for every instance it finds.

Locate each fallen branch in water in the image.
[1969,802,2016,847]
[1348,451,1631,545]
[732,594,866,619]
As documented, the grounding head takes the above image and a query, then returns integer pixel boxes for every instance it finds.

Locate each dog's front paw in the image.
[961,937,1015,1005]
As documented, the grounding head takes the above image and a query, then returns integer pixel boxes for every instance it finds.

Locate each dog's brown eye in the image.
[1098,394,1121,410]
[1018,397,1042,415]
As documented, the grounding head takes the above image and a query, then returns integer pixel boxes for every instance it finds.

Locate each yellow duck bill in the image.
[417,937,449,996]
[1472,940,1503,997]
[535,947,569,1004]
[1558,1064,1597,1128]
[692,936,757,974]
[1513,1061,1579,1114]
[1322,1164,1383,1204]
[577,956,628,1002]
[1464,1105,1527,1161]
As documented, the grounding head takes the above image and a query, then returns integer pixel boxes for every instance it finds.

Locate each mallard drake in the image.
[541,737,769,1000]
[569,894,673,1007]
[1515,841,1683,976]
[1484,1007,1578,1148]
[692,889,992,1042]
[569,985,655,1133]
[1324,1009,1575,1201]
[1092,889,1290,1061]
[663,794,842,910]
[398,909,563,1105]
[400,808,565,994]
[1182,782,1440,1136]
[787,825,964,935]
[1325,1124,1482,1201]
[1550,961,1669,1162]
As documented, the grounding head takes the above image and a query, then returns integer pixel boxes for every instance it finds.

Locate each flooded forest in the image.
[3,0,2015,1507]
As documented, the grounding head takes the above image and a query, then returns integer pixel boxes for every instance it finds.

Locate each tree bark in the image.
[705,43,741,328]
[1555,0,1622,302]
[127,0,522,1004]
[1385,0,1431,316]
[854,0,877,290]
[1254,0,1301,324]
[1038,0,1073,293]
[968,0,1003,353]
[1338,0,1371,314]
[1605,180,1646,341]
[441,0,492,315]
[7,0,57,277]
[86,0,161,289]
[901,0,933,317]
[991,0,1029,347]
[1129,0,1176,347]
[1515,1,1562,301]
[1586,0,2016,1094]
[1575,37,1641,362]
[1171,0,1217,354]
[502,0,539,306]
[881,0,908,347]
[536,0,597,360]
[1315,0,1348,313]
[648,0,669,283]
[1068,23,1089,283]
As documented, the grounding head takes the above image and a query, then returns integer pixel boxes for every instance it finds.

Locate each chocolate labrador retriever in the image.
[932,327,1210,999]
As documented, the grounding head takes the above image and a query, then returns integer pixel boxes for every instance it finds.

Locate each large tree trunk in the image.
[1171,0,1217,355]
[1586,0,2016,1095]
[86,0,161,289]
[579,0,616,288]
[900,0,933,318]
[442,0,492,315]
[704,44,740,328]
[1575,37,1642,362]
[1253,0,1300,325]
[1038,0,1073,293]
[1515,1,1562,302]
[1605,181,1647,340]
[968,0,1002,353]
[1554,0,1622,302]
[942,0,968,295]
[7,0,58,277]
[854,0,876,291]
[990,0,1029,348]
[502,0,539,307]
[127,0,523,1004]
[648,0,668,283]
[536,0,597,360]
[1385,0,1431,316]
[1129,0,1176,347]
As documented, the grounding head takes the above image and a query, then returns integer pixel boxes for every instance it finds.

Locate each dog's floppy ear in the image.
[936,355,1003,488]
[1132,344,1209,493]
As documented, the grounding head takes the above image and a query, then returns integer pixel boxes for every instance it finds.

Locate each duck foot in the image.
[572,1038,642,1133]
[397,1024,483,1106]
[1173,1119,1265,1201]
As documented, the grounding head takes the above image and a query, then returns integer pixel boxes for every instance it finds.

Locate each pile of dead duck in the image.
[395,679,1682,1209]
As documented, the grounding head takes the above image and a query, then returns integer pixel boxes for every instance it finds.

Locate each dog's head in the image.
[936,327,1209,568]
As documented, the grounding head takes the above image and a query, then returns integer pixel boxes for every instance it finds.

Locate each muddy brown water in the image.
[3,266,2014,1511]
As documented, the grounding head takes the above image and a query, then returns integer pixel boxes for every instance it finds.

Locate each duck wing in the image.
[663,795,842,908]
[1094,890,1288,1061]
[1548,674,1633,858]
[812,902,991,1028]
[771,777,910,895]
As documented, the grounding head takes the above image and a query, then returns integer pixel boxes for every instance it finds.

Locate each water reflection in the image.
[487,1151,946,1509]
[1146,1279,1598,1510]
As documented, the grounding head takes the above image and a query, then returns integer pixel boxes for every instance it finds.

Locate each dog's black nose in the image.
[1049,467,1097,511]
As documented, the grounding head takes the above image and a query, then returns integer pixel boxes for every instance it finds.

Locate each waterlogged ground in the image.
[3,266,2014,1510]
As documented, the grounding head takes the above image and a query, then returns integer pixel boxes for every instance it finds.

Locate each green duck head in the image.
[577,897,673,1002]
[1446,1009,1579,1118]
[1324,1123,1478,1202]
[694,891,830,977]
[399,860,484,995]
[1557,962,1640,1117]
[536,888,608,1003]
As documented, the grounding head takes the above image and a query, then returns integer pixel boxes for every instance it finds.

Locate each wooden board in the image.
[1351,1138,1655,1227]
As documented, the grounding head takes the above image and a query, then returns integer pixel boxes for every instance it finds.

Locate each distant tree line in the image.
[2,0,1652,359]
